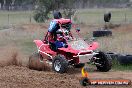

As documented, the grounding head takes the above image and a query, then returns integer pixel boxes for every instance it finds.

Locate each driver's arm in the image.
[48,21,58,43]
[48,21,58,32]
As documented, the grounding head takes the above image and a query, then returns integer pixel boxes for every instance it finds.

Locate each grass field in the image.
[76,8,132,25]
[0,11,36,27]
[0,8,132,27]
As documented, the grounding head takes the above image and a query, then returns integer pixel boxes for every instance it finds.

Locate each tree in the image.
[34,0,76,23]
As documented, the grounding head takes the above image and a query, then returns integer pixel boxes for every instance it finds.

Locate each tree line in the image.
[34,0,130,22]
[0,0,130,22]
[0,0,130,10]
[0,0,36,10]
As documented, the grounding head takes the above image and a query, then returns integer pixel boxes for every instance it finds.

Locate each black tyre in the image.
[80,77,91,86]
[95,52,112,72]
[29,53,45,71]
[74,63,85,68]
[106,53,119,60]
[93,30,112,37]
[104,12,111,22]
[118,55,132,64]
[52,55,68,73]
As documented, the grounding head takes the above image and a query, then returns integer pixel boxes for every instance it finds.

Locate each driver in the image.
[47,11,70,50]
[48,11,62,43]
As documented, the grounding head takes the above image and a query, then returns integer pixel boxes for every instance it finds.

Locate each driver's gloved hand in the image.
[64,44,68,48]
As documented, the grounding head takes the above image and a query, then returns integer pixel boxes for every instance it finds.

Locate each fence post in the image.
[125,13,127,23]
[29,14,32,23]
[8,13,9,25]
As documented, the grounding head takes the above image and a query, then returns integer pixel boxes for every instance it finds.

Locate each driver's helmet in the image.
[53,11,62,19]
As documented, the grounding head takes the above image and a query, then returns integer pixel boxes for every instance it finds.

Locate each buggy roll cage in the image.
[43,18,73,44]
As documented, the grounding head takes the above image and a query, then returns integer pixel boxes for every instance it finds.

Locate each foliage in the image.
[34,0,76,22]
[34,5,49,23]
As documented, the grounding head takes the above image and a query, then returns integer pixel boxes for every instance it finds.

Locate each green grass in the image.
[112,59,132,71]
[0,11,36,27]
[20,40,37,55]
[0,8,132,27]
[76,8,132,25]
[18,30,44,55]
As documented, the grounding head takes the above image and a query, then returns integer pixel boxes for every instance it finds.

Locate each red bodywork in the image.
[53,18,72,24]
[34,18,99,64]
[34,39,99,64]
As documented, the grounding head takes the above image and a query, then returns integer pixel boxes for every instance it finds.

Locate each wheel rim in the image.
[54,60,61,71]
[99,60,105,67]
[94,55,105,67]
[97,57,105,67]
[39,56,43,63]
[100,55,106,67]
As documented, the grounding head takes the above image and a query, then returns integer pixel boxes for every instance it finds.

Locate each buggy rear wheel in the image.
[52,55,68,73]
[29,53,45,71]
[95,52,112,72]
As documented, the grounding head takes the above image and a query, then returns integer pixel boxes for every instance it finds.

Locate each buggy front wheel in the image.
[52,55,68,73]
[95,52,112,72]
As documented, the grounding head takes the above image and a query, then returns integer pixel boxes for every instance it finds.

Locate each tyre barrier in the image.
[106,53,119,60]
[106,53,132,65]
[104,12,111,22]
[117,55,132,65]
[93,30,112,37]
[106,53,120,65]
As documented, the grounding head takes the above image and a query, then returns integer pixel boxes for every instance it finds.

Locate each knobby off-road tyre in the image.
[93,30,112,37]
[29,53,45,71]
[52,55,68,73]
[95,52,112,72]
[106,53,119,60]
[74,63,85,68]
[104,12,111,22]
[118,55,132,64]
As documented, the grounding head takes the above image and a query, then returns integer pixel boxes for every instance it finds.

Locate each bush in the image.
[34,6,49,23]
[33,0,75,23]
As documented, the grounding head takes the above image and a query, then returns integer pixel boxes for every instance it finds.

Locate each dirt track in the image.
[0,24,132,88]
[0,66,131,88]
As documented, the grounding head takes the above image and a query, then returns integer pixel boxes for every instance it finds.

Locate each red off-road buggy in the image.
[29,18,112,73]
